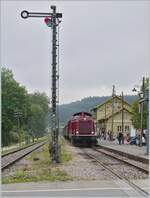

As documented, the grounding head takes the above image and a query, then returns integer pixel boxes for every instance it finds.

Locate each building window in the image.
[125,126,129,132]
[117,126,122,132]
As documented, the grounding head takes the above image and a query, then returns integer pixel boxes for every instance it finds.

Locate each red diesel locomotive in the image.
[63,112,97,146]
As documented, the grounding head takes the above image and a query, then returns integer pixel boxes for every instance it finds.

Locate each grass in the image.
[2,137,73,184]
[27,143,51,167]
[60,138,72,163]
[2,168,72,184]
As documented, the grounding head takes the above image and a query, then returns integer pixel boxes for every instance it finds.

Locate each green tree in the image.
[131,100,148,129]
[131,100,141,129]
[2,68,49,146]
[2,67,29,146]
[131,77,149,129]
[29,92,49,139]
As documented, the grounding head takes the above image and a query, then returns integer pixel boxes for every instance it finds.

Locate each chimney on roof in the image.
[112,85,116,97]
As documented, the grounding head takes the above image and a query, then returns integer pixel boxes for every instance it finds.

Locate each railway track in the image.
[2,139,47,157]
[82,148,149,197]
[93,146,149,174]
[2,140,48,170]
[98,144,149,164]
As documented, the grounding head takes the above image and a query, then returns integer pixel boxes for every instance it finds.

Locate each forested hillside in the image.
[59,95,138,125]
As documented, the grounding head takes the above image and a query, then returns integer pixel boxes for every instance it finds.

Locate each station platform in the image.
[98,139,149,163]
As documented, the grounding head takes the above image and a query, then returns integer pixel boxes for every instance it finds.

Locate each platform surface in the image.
[2,179,149,197]
[98,139,149,160]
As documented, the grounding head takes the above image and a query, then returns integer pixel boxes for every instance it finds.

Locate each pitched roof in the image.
[91,95,131,111]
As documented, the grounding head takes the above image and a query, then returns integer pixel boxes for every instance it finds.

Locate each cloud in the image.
[1,1,150,104]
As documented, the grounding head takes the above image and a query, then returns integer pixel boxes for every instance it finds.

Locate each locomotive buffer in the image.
[21,6,62,163]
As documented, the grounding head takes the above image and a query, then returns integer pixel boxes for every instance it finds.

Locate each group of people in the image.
[117,131,148,146]
[136,129,147,146]
[98,129,130,145]
[98,128,147,146]
[98,129,114,141]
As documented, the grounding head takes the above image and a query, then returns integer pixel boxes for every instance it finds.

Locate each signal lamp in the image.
[139,92,144,99]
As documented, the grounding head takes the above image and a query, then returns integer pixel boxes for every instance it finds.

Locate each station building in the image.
[91,95,133,136]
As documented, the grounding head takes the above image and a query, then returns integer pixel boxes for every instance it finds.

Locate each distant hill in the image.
[59,95,138,126]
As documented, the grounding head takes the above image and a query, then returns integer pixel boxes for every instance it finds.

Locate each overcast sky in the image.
[1,1,150,104]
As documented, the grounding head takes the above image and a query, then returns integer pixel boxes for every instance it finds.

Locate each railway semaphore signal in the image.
[44,17,53,27]
[21,5,62,163]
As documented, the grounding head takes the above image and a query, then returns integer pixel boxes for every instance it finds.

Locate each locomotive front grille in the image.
[79,121,92,134]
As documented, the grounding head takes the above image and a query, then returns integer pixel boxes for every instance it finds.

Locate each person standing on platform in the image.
[117,132,122,145]
[122,133,124,144]
[110,131,113,141]
[98,131,101,140]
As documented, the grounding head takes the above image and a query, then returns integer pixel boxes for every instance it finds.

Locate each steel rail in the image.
[2,139,47,158]
[93,147,149,174]
[2,140,48,170]
[83,150,149,197]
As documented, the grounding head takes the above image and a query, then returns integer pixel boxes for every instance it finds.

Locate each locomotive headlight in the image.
[91,131,94,135]
[76,131,79,134]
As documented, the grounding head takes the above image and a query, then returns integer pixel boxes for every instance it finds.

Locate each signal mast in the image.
[21,6,62,163]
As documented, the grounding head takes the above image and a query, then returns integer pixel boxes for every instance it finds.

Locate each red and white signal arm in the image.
[44,17,52,27]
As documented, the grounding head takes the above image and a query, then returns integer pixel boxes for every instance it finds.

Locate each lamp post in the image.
[139,88,149,153]
[132,77,149,153]
[111,85,115,133]
[132,88,144,147]
[21,6,62,163]
[139,91,144,147]
[132,78,145,147]
[121,92,124,135]
[145,87,149,155]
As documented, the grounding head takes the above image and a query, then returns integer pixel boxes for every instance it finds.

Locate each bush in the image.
[9,131,19,143]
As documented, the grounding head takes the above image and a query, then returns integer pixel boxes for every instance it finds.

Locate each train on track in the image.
[63,112,97,146]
